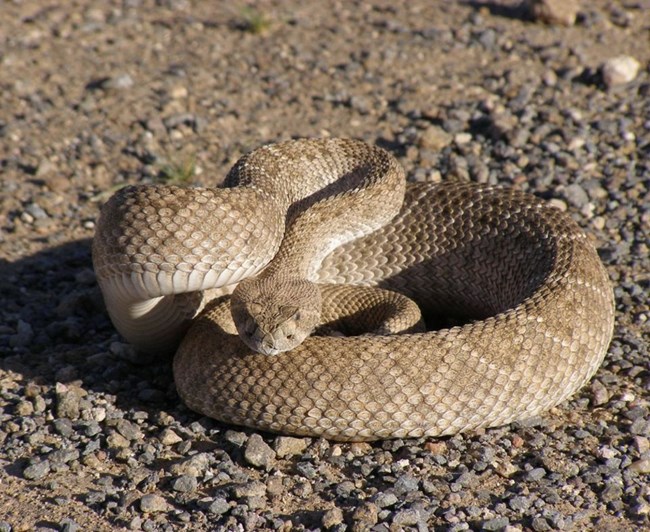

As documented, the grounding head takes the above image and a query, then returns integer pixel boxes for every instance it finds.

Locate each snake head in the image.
[230,276,322,355]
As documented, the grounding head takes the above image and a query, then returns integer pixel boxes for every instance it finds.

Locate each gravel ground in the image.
[1,1,649,530]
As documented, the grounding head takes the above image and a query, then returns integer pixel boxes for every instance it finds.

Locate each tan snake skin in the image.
[93,138,615,441]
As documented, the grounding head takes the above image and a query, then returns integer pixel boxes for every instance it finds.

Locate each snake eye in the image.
[286,334,295,340]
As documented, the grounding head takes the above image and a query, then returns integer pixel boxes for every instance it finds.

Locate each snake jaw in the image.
[231,307,318,355]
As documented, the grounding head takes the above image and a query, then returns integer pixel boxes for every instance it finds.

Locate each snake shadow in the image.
[0,238,189,422]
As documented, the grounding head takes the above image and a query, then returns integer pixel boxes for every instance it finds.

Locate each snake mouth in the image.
[255,344,282,356]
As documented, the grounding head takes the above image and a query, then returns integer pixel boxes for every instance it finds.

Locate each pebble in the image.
[526,467,547,481]
[563,183,590,208]
[9,320,33,347]
[322,507,344,528]
[244,434,276,470]
[54,383,83,420]
[454,132,472,145]
[531,516,551,531]
[115,419,143,441]
[139,494,168,513]
[207,497,230,515]
[590,380,610,406]
[527,0,579,26]
[601,56,641,88]
[392,508,421,526]
[352,502,378,527]
[232,481,266,498]
[159,428,183,445]
[98,73,134,90]
[224,430,248,447]
[483,516,510,530]
[274,436,309,458]
[418,125,453,151]
[169,453,211,477]
[23,460,51,480]
[628,459,650,474]
[394,474,419,495]
[106,433,130,449]
[374,492,398,508]
[172,474,198,492]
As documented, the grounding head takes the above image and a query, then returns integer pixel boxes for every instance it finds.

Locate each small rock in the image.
[392,508,421,526]
[244,434,276,470]
[9,320,33,347]
[349,95,372,114]
[145,116,166,135]
[526,467,547,481]
[140,494,168,513]
[601,56,641,88]
[23,460,51,480]
[232,481,266,498]
[99,73,134,90]
[53,419,74,437]
[15,400,34,416]
[483,517,510,530]
[48,449,80,465]
[207,497,230,515]
[25,203,47,220]
[628,458,650,474]
[418,125,453,151]
[374,492,398,508]
[352,502,378,527]
[159,428,183,445]
[489,112,518,139]
[425,441,448,455]
[55,383,83,420]
[169,85,188,99]
[590,380,610,406]
[394,474,419,495]
[600,483,623,502]
[322,507,344,529]
[224,430,248,446]
[349,442,372,456]
[528,0,578,26]
[172,475,198,493]
[163,112,196,129]
[116,419,143,441]
[509,495,532,512]
[109,341,139,362]
[274,436,308,458]
[531,516,551,531]
[169,452,211,476]
[106,433,130,449]
[633,436,650,454]
[454,132,472,145]
[563,184,590,209]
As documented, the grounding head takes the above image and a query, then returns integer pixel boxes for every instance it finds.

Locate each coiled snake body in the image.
[93,138,614,441]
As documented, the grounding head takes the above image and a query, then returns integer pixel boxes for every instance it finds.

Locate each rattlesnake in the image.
[92,138,614,441]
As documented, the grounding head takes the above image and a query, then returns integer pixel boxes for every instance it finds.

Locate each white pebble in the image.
[601,56,641,88]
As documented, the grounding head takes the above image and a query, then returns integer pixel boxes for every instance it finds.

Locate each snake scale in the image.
[93,138,615,441]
